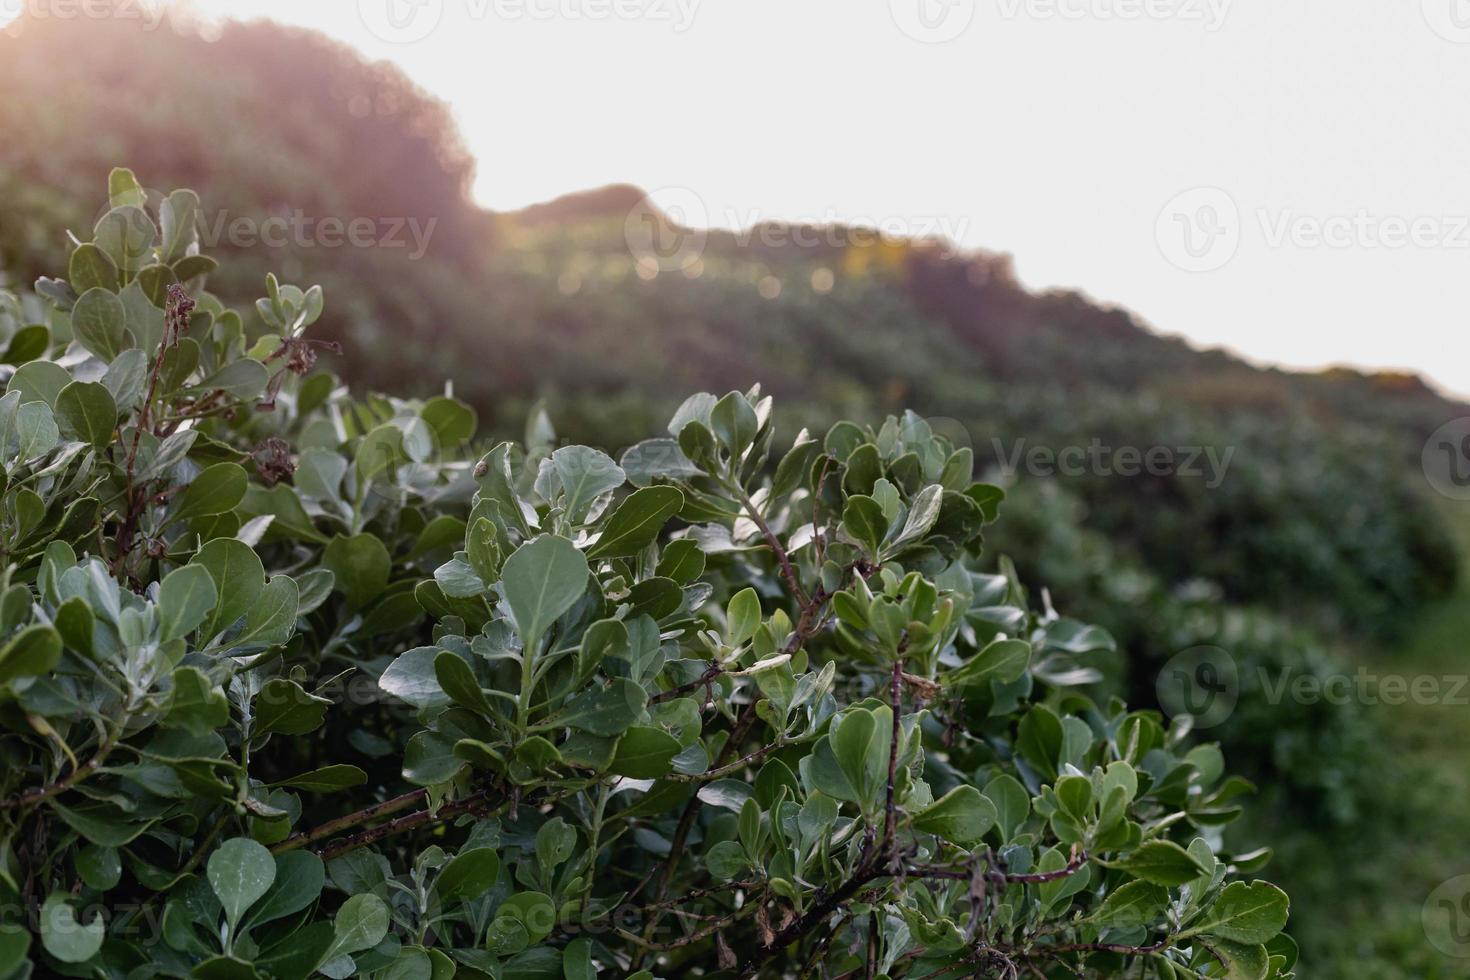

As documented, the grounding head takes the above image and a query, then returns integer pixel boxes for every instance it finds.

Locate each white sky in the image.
[15,0,1470,397]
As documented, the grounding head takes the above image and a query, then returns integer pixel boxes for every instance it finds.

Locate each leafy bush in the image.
[0,171,1293,978]
[984,481,1422,973]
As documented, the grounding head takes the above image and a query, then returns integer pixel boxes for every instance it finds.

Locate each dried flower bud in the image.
[252,437,295,486]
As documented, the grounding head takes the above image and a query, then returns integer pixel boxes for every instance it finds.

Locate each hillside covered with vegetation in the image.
[1,7,1467,976]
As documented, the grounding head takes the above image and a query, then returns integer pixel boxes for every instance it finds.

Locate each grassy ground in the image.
[1319,496,1470,978]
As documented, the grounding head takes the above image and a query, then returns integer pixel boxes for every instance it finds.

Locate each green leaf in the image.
[7,359,71,407]
[1092,879,1169,930]
[710,390,757,458]
[619,437,702,485]
[983,774,1031,842]
[173,253,219,283]
[829,707,886,809]
[69,244,118,294]
[158,564,219,643]
[536,817,576,874]
[75,845,121,890]
[1202,937,1271,980]
[1109,839,1209,886]
[0,925,28,977]
[13,400,58,460]
[379,647,448,711]
[421,395,477,446]
[562,938,595,980]
[137,265,174,311]
[119,280,165,350]
[40,893,104,964]
[888,483,944,554]
[255,678,330,736]
[273,765,368,793]
[197,358,268,400]
[841,495,887,558]
[656,538,705,584]
[355,423,404,483]
[586,485,684,560]
[435,650,492,716]
[256,921,334,980]
[47,801,154,846]
[911,785,998,845]
[237,574,299,647]
[190,537,266,640]
[167,665,229,736]
[501,534,589,652]
[176,462,249,522]
[555,677,645,736]
[1189,880,1290,944]
[436,847,501,903]
[0,624,62,685]
[943,638,1031,689]
[1036,845,1093,912]
[54,381,117,451]
[1054,774,1093,821]
[403,731,466,786]
[102,347,148,411]
[207,837,276,929]
[726,587,761,646]
[94,204,157,274]
[322,533,392,609]
[71,287,128,360]
[498,892,557,944]
[247,851,325,929]
[706,840,749,881]
[331,893,390,955]
[1016,703,1063,780]
[552,445,625,524]
[160,189,202,262]
[843,443,882,495]
[3,324,51,366]
[108,167,146,208]
[609,726,682,778]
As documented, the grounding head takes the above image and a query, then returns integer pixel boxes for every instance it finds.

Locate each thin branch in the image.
[649,661,725,706]
[733,485,809,606]
[881,656,903,862]
[270,789,428,854]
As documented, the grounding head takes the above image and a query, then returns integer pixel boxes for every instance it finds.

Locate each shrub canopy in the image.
[0,171,1291,979]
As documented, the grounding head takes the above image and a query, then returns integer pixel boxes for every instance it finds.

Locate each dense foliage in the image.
[0,172,1295,978]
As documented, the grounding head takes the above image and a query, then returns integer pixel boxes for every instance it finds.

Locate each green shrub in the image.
[0,171,1291,978]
